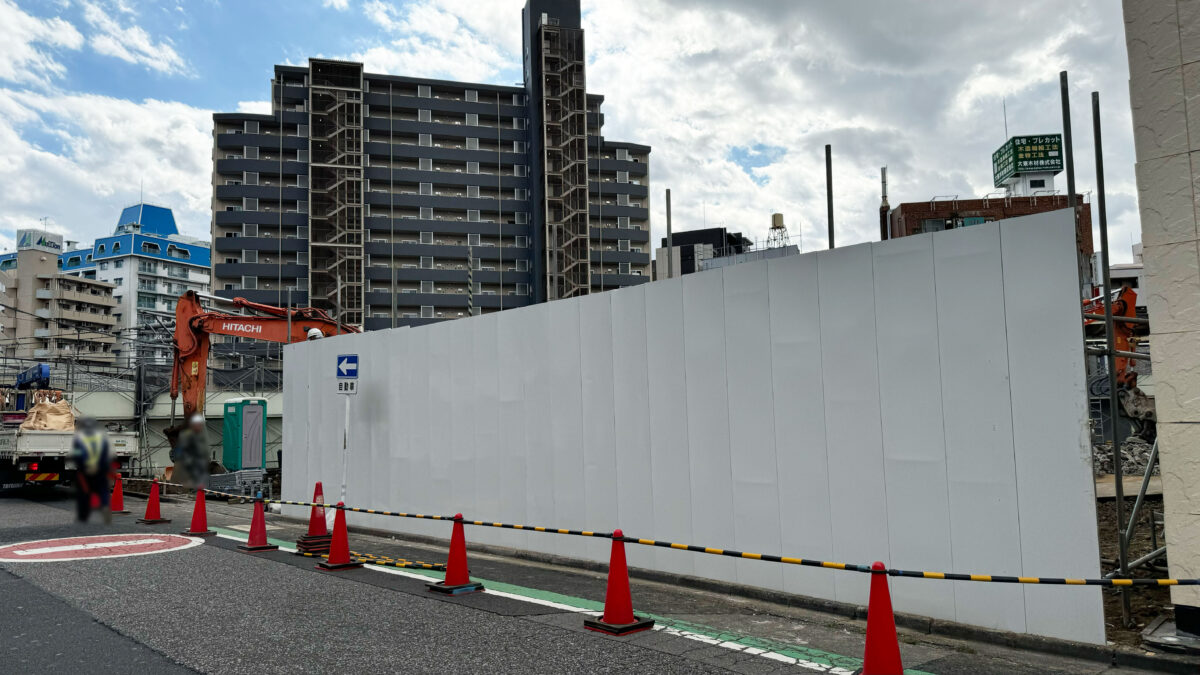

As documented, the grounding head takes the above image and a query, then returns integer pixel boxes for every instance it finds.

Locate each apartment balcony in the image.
[58,288,117,307]
[35,289,52,300]
[33,328,50,338]
[56,309,116,326]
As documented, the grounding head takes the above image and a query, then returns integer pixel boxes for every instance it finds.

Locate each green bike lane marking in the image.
[209,525,933,674]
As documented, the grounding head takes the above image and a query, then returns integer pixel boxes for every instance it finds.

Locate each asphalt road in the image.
[0,488,1192,674]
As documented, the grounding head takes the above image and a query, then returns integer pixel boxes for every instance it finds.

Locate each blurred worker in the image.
[71,417,111,524]
[172,413,210,489]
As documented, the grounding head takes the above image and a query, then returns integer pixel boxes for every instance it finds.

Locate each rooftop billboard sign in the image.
[992,134,1063,187]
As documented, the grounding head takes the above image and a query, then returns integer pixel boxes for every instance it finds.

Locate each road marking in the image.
[13,538,165,556]
[0,534,202,562]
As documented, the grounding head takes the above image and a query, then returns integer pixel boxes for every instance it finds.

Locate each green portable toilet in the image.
[222,397,267,471]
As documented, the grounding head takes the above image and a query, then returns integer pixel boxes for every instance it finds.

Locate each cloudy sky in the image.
[0,0,1140,262]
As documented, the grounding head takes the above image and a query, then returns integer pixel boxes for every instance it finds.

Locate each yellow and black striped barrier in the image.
[295,550,444,571]
[123,477,1199,587]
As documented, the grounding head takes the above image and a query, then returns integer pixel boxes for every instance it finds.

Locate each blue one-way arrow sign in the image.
[337,354,359,379]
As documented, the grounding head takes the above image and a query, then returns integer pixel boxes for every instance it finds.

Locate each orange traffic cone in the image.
[584,529,654,635]
[426,514,484,594]
[182,490,215,537]
[238,498,278,552]
[317,502,362,571]
[110,474,129,514]
[136,479,171,524]
[860,561,904,675]
[295,481,332,555]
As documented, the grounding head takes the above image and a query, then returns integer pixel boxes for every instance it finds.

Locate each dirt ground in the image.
[1096,495,1170,646]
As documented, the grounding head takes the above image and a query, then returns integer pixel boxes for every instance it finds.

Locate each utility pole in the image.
[468,246,474,317]
[825,144,835,249]
[665,189,674,279]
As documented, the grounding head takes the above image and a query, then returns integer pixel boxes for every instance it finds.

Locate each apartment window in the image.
[515,235,528,248]
[466,137,479,150]
[242,277,258,289]
[471,257,482,270]
[418,85,431,98]
[419,158,433,171]
[619,262,631,274]
[421,280,433,293]
[244,250,258,263]
[466,113,479,126]
[420,231,433,244]
[465,89,478,102]
[141,242,160,254]
[421,305,434,318]
[618,216,630,228]
[513,141,526,153]
[114,260,123,269]
[467,233,481,246]
[113,277,123,286]
[616,148,630,161]
[514,165,526,177]
[468,210,480,222]
[244,121,259,134]
[467,162,479,174]
[99,262,108,270]
[297,124,308,138]
[244,197,259,211]
[516,283,529,296]
[617,171,629,184]
[512,94,524,106]
[296,225,307,238]
[296,175,308,188]
[225,257,238,264]
[618,240,631,252]
[467,185,480,198]
[617,194,630,206]
[225,179,241,186]
[515,259,529,272]
[420,256,433,269]
[419,133,432,147]
[224,284,235,291]
[298,149,309,162]
[420,207,433,220]
[513,118,526,130]
[420,182,432,195]
[514,188,528,200]
[245,146,259,159]
[418,109,431,122]
[244,171,259,185]
[515,212,528,225]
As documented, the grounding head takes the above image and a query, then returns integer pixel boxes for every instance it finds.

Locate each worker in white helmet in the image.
[172,413,210,489]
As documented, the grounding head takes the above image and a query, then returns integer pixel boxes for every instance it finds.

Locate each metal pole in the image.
[468,246,474,317]
[1061,72,1077,210]
[286,288,292,339]
[1093,90,1131,626]
[825,144,834,249]
[665,189,673,279]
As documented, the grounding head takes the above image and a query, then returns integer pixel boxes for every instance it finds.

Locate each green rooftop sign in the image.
[992,134,1063,187]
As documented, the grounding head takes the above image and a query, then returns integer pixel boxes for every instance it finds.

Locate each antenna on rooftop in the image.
[1003,97,1009,139]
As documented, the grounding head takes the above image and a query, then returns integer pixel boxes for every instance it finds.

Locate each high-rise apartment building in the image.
[210,0,651,330]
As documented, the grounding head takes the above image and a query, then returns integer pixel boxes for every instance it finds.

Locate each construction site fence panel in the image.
[282,210,1104,645]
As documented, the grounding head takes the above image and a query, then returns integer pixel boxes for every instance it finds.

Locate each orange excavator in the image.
[169,290,357,435]
[1083,285,1155,440]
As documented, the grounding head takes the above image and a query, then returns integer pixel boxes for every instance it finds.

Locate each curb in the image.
[268,511,1197,673]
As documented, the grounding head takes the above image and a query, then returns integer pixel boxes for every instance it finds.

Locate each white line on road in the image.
[13,538,165,556]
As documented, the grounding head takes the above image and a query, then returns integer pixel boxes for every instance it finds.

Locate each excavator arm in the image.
[170,291,354,424]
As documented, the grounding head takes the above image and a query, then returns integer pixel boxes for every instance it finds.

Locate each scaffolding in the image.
[539,26,591,301]
[307,59,365,328]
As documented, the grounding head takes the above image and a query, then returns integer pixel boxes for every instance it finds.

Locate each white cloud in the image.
[323,0,350,9]
[81,0,189,75]
[236,100,272,114]
[0,0,84,87]
[0,89,213,244]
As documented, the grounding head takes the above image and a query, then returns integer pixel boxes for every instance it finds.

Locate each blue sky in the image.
[0,0,1142,263]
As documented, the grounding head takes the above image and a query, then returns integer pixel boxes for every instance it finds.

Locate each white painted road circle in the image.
[0,533,203,562]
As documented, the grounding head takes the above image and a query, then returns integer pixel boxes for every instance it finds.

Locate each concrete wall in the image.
[282,209,1103,644]
[1123,0,1200,620]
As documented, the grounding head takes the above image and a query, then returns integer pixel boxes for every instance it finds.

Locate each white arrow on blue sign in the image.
[337,354,359,379]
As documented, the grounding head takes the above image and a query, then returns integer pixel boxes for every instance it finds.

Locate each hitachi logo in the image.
[222,322,263,334]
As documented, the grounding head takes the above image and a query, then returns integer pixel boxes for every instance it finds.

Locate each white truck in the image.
[0,428,138,490]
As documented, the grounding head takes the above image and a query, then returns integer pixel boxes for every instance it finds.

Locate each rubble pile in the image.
[1093,437,1157,476]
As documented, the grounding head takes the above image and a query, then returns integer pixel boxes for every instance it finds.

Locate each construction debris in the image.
[1094,437,1157,477]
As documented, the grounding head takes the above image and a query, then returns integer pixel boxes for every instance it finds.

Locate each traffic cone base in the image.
[426,579,484,595]
[860,561,904,675]
[294,533,333,556]
[239,499,278,553]
[584,528,654,636]
[137,479,171,524]
[316,501,360,571]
